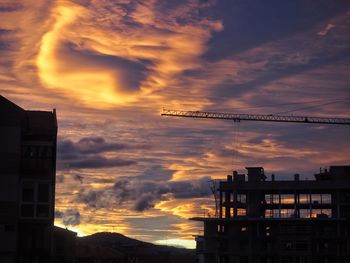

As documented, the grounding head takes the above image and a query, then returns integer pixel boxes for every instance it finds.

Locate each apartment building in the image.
[0,95,57,263]
[192,166,350,263]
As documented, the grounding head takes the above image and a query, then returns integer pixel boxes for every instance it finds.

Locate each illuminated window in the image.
[265,209,273,218]
[281,194,294,204]
[237,208,246,217]
[311,194,322,204]
[222,208,226,218]
[299,194,310,204]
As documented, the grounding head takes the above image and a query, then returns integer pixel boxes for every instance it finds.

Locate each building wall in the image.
[0,125,21,263]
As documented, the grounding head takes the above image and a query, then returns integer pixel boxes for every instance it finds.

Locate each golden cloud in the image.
[35,0,223,108]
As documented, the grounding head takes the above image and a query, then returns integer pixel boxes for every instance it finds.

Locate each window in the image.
[20,180,51,219]
[265,209,280,218]
[230,207,235,217]
[217,224,225,233]
[299,194,310,204]
[311,194,322,204]
[300,209,310,218]
[222,208,226,218]
[265,209,273,218]
[21,204,34,217]
[237,194,246,203]
[38,183,49,202]
[281,194,294,204]
[240,226,247,232]
[282,240,293,250]
[22,145,53,159]
[22,182,35,202]
[321,194,332,204]
[265,194,278,204]
[295,241,308,251]
[237,208,246,216]
[280,209,296,218]
[225,193,230,202]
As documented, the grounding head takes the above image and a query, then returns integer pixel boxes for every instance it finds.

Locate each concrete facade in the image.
[192,166,350,263]
[0,96,57,263]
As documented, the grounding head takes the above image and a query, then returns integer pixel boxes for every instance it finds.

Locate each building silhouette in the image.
[0,95,57,263]
[192,166,350,263]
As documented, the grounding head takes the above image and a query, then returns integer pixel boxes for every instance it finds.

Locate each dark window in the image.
[5,225,15,232]
[38,183,49,202]
[237,194,246,203]
[46,147,53,158]
[29,146,37,158]
[38,146,46,158]
[240,240,249,250]
[22,146,30,158]
[22,183,34,202]
[22,145,53,159]
[21,204,34,217]
[295,242,308,251]
[36,205,49,218]
[282,240,293,250]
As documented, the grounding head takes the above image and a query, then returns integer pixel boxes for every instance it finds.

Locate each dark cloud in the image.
[0,3,23,12]
[76,173,212,212]
[67,156,135,169]
[56,175,65,183]
[76,190,100,208]
[74,174,84,183]
[57,136,137,170]
[55,209,81,226]
[134,193,157,211]
[58,136,128,156]
[55,210,64,219]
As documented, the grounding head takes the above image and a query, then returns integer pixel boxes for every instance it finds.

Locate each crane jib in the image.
[161,110,350,125]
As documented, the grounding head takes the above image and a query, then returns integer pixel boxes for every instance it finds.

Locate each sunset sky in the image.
[1,0,350,248]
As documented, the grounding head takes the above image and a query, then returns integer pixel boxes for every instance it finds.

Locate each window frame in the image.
[20,180,52,219]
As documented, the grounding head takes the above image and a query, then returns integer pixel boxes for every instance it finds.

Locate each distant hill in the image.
[77,232,196,263]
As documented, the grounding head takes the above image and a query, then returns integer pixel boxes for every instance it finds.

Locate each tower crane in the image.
[161,109,350,125]
[161,108,350,217]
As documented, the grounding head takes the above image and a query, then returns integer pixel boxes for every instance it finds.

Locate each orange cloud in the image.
[35,0,223,108]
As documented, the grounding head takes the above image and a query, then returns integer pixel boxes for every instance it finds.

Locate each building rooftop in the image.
[0,95,57,132]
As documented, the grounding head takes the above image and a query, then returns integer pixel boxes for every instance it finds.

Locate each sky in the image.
[1,0,350,248]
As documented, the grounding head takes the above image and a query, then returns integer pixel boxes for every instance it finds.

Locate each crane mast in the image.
[161,109,350,125]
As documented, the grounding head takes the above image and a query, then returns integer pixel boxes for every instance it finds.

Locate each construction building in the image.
[0,95,57,263]
[192,166,350,263]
